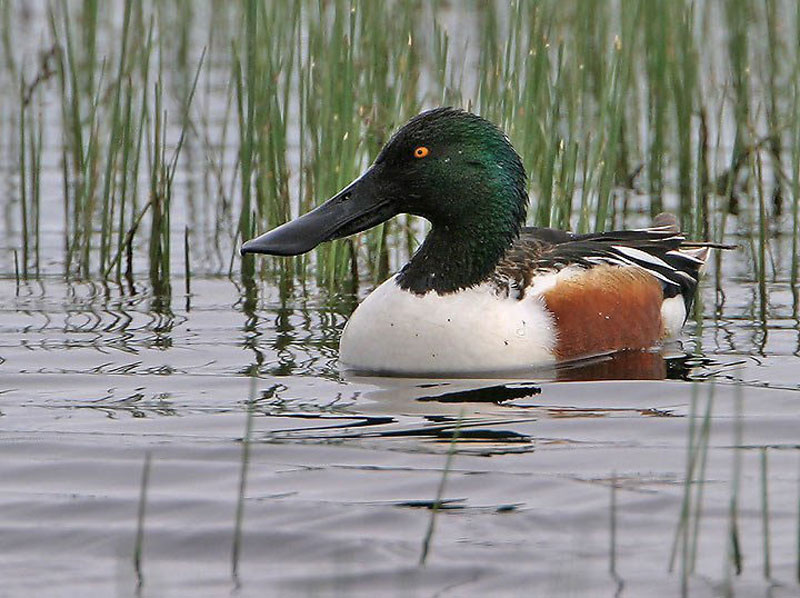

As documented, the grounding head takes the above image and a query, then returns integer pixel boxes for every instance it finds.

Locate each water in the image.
[2,1,800,595]
[1,246,799,596]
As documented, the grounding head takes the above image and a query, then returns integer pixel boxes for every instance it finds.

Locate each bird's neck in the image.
[396,217,519,295]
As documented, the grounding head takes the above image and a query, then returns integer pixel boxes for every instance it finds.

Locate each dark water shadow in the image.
[345,347,707,392]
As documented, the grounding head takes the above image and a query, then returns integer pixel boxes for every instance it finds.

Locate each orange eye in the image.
[413,146,430,159]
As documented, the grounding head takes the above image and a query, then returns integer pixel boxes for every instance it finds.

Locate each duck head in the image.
[241,108,528,293]
[242,108,526,251]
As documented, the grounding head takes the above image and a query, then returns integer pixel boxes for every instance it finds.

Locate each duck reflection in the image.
[555,349,668,381]
[344,349,700,406]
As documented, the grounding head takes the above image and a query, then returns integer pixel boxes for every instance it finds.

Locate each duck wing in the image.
[493,226,709,312]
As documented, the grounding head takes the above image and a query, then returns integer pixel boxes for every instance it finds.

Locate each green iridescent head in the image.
[242,108,529,293]
[372,107,528,232]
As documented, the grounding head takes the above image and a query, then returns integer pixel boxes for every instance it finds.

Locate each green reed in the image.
[18,74,28,279]
[3,0,800,290]
[1,0,15,77]
[133,450,152,588]
[419,409,463,566]
[792,27,800,317]
[250,0,792,287]
[670,382,715,585]
[14,1,202,290]
[667,381,790,590]
[760,447,771,579]
[642,1,667,216]
[725,384,744,583]
[670,382,700,578]
[796,452,800,584]
[609,471,618,578]
[147,47,204,302]
[98,0,133,277]
[231,377,256,582]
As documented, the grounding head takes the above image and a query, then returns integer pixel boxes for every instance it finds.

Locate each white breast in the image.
[660,294,687,338]
[339,276,557,376]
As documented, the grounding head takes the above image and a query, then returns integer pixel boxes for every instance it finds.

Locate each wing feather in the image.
[492,226,710,314]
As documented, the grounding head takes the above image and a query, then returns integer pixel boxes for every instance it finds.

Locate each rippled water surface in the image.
[2,1,800,595]
[2,246,800,596]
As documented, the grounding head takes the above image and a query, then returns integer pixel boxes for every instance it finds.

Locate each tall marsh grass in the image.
[1,0,799,293]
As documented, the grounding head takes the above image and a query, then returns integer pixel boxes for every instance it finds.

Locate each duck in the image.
[241,107,717,377]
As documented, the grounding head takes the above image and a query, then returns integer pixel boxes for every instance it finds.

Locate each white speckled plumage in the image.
[339,276,557,376]
[660,295,687,339]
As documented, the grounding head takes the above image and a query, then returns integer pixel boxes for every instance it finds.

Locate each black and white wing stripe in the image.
[497,227,710,313]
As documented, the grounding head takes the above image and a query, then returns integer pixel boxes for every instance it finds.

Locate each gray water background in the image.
[1,2,800,596]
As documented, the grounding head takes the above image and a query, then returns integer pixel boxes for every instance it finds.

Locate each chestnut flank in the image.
[542,265,664,361]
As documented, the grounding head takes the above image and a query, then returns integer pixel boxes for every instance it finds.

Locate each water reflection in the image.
[235,275,264,375]
[72,391,179,419]
[416,382,542,403]
[555,350,668,381]
[343,348,706,385]
[3,273,800,596]
[4,273,796,391]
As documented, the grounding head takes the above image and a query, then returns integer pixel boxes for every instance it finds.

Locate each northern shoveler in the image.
[242,108,719,376]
